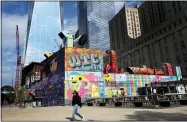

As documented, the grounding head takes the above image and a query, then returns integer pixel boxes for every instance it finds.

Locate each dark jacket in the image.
[72,95,81,106]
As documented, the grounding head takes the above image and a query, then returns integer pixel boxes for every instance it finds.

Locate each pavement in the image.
[2,106,187,121]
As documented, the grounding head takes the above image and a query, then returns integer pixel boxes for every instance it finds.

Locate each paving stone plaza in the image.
[2,106,187,121]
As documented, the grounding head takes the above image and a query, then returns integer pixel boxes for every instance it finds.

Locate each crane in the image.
[15,25,21,97]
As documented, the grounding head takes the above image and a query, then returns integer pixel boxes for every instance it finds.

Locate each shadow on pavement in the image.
[65,117,95,121]
[120,111,187,121]
[65,117,81,121]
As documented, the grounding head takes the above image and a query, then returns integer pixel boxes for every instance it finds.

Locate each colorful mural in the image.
[64,71,104,100]
[65,47,103,72]
[64,71,179,100]
[104,73,178,97]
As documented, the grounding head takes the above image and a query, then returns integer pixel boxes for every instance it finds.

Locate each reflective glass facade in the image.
[24,2,63,66]
[78,2,115,52]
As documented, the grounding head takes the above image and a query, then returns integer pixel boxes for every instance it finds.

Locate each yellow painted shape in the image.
[92,84,99,98]
[139,75,142,87]
[104,74,114,82]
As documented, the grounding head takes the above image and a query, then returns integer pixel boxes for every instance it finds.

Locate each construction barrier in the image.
[84,94,187,108]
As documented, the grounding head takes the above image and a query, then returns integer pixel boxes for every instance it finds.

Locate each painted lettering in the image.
[68,53,100,69]
[68,56,76,68]
[91,53,100,64]
[81,54,91,66]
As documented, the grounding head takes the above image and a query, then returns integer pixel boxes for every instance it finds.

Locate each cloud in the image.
[2,13,28,86]
[2,13,27,49]
[2,65,16,73]
[73,2,77,8]
[115,1,142,14]
[115,2,126,14]
[63,16,77,33]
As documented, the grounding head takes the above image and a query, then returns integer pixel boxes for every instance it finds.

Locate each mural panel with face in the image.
[68,75,91,91]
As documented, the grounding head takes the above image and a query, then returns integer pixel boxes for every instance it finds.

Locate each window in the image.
[179,30,183,37]
[164,28,166,32]
[174,22,177,27]
[179,18,182,24]
[133,52,135,56]
[184,54,187,62]
[139,57,141,64]
[180,40,186,48]
[165,47,168,54]
[159,30,162,34]
[176,56,181,64]
[169,25,171,30]
[131,61,133,66]
[134,60,136,65]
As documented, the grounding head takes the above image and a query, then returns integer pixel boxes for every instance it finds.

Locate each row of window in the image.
[118,38,186,68]
[140,1,185,34]
[119,51,187,69]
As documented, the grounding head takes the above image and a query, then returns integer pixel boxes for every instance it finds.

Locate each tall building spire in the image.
[24,2,63,66]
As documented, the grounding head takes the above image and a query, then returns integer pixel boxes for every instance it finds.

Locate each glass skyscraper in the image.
[23,2,63,66]
[77,2,115,51]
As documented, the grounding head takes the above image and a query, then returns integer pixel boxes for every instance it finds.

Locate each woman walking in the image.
[71,90,84,121]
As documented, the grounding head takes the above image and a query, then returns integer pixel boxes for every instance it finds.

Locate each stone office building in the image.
[109,1,187,77]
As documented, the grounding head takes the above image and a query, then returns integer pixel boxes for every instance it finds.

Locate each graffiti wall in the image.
[104,73,178,97]
[41,48,65,81]
[64,70,180,99]
[34,72,65,106]
[64,71,104,100]
[65,47,103,72]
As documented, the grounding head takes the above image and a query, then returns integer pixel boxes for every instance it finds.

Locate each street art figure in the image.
[162,63,173,76]
[50,58,58,73]
[104,50,118,73]
[104,50,124,74]
[65,72,100,99]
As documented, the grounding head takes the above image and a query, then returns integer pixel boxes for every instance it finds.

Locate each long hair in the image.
[73,90,79,96]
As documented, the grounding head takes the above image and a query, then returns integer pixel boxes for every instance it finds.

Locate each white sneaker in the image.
[81,116,84,121]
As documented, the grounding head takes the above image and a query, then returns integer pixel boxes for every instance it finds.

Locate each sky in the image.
[1,1,143,87]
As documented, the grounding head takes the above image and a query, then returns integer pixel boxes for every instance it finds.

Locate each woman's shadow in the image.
[65,117,81,121]
[65,117,94,121]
